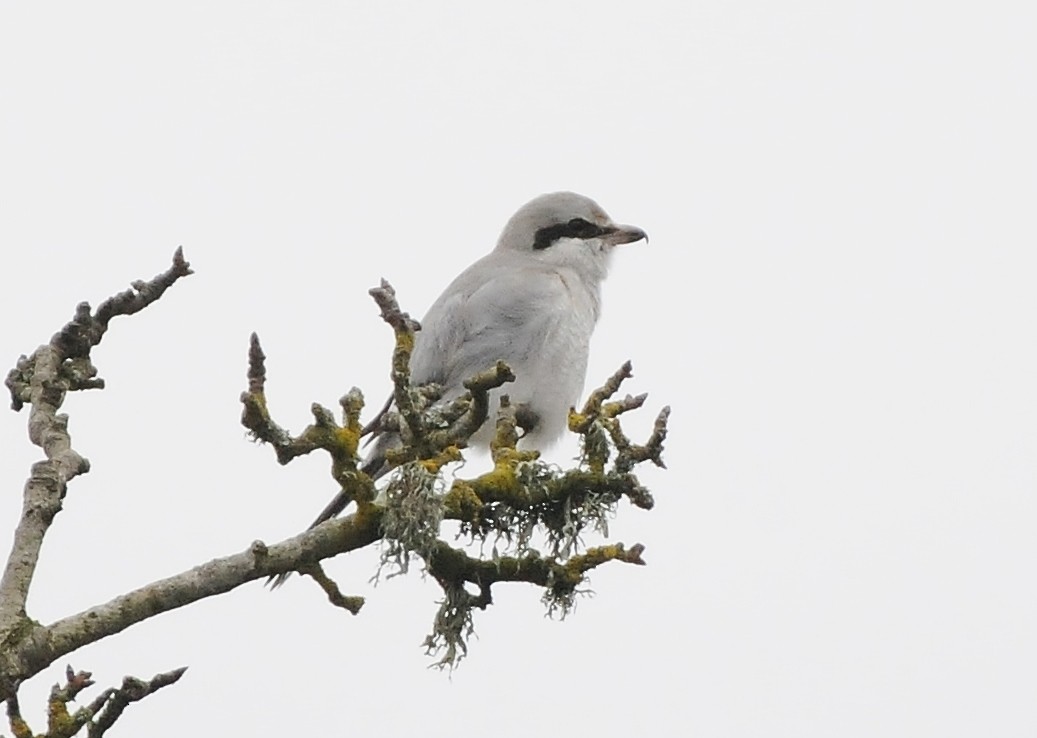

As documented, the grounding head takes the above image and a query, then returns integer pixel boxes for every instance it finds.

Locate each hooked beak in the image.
[603,223,648,246]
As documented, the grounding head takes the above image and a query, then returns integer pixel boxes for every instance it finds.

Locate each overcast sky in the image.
[1,2,1034,736]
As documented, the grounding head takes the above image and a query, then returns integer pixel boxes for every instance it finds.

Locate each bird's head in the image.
[495,191,647,283]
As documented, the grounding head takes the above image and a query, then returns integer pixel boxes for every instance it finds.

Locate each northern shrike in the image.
[308,191,646,528]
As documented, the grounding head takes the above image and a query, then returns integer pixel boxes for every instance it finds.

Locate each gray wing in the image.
[409,254,571,397]
[359,257,570,481]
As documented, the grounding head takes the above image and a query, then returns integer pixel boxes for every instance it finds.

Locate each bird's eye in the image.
[567,218,602,238]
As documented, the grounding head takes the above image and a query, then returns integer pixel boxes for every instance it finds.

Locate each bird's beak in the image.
[603,223,648,246]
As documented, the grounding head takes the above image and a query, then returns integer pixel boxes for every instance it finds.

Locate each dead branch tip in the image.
[247,333,267,392]
[172,246,193,275]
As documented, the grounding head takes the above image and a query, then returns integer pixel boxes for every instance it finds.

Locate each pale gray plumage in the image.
[307,191,646,528]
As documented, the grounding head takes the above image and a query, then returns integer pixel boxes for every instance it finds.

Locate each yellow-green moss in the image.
[352,500,384,532]
[399,331,415,351]
[8,713,34,738]
[47,696,75,735]
[567,408,588,433]
[563,543,625,581]
[443,480,482,519]
[474,463,522,496]
[419,446,463,475]
[333,425,361,456]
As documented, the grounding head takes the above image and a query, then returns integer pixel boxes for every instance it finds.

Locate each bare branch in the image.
[88,667,188,737]
[300,564,365,615]
[0,249,192,641]
[610,405,671,473]
[0,509,382,702]
[5,693,32,738]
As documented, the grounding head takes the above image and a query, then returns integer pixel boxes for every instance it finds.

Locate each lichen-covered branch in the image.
[371,357,668,666]
[424,539,647,592]
[241,333,374,513]
[419,540,647,666]
[437,369,662,563]
[238,283,669,669]
[240,333,366,470]
[241,281,516,538]
[369,279,423,434]
[366,282,516,471]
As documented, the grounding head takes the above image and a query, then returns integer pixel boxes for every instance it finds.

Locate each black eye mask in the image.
[532,218,607,250]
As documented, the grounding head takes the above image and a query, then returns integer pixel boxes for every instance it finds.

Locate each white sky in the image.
[1,2,1034,736]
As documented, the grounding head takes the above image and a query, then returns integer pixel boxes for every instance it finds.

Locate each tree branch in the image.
[2,256,669,717]
[0,509,381,702]
[1,249,192,639]
[3,664,187,738]
[87,666,188,737]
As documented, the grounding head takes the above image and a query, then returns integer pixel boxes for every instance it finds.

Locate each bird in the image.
[305,191,645,529]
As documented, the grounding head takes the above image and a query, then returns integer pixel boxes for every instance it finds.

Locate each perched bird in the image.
[308,191,645,528]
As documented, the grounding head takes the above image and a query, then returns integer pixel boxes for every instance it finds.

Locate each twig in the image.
[88,667,188,737]
[300,563,365,615]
